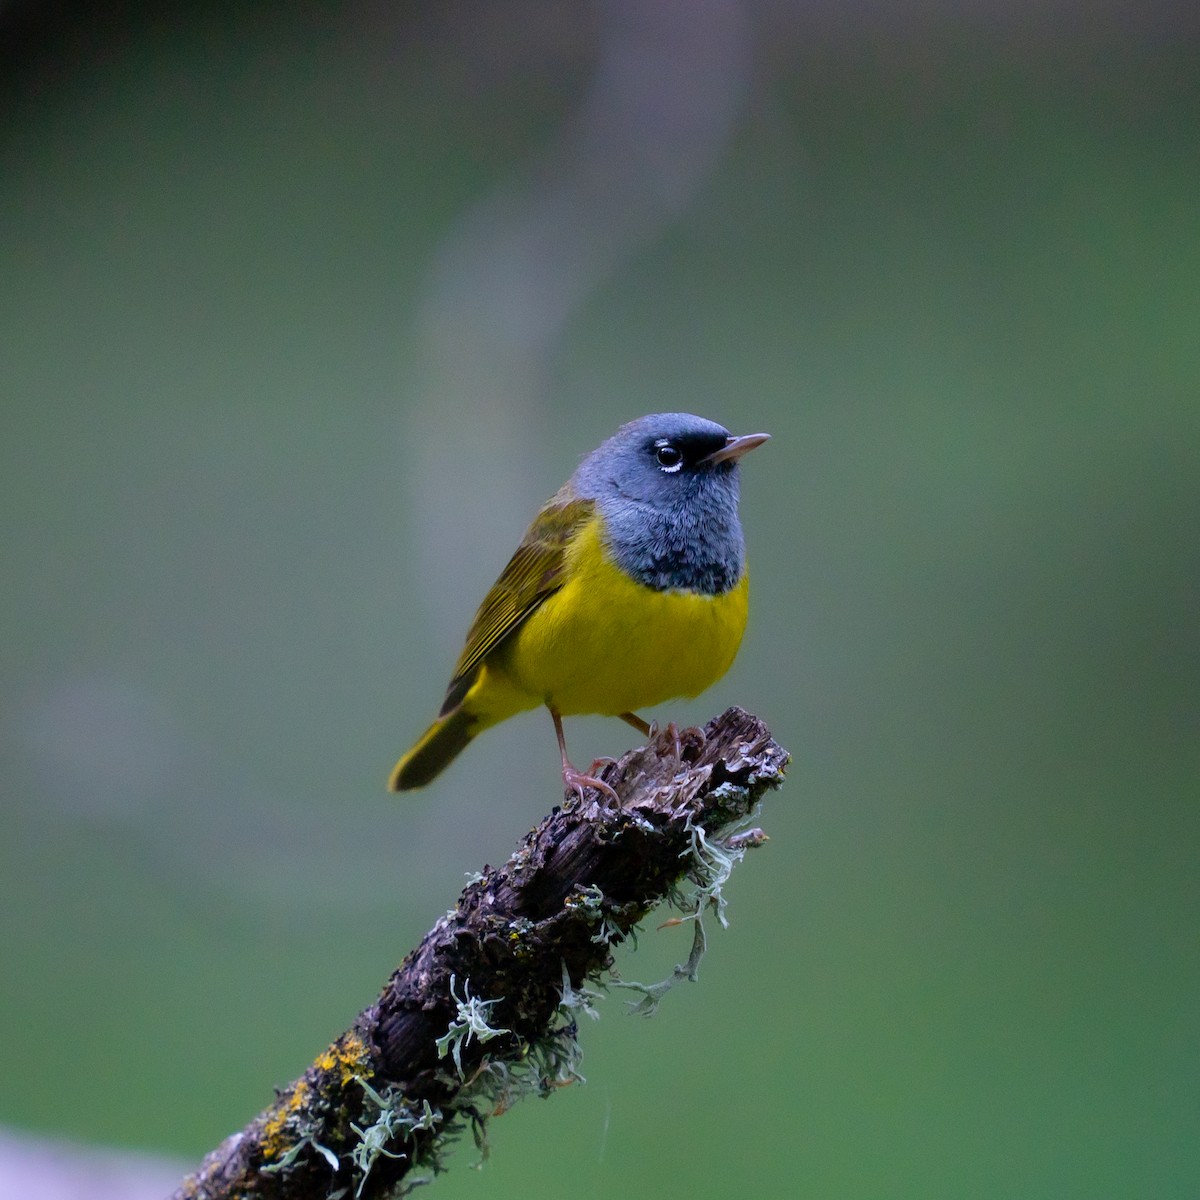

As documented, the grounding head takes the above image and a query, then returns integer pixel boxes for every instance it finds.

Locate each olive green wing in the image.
[438,490,594,716]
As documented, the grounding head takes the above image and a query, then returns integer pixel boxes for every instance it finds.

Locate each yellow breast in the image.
[497,516,749,717]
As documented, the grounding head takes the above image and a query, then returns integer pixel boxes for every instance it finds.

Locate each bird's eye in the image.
[655,442,684,472]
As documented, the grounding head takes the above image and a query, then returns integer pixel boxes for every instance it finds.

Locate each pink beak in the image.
[701,432,771,466]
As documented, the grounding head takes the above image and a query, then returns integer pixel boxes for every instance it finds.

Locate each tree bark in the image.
[174,706,788,1200]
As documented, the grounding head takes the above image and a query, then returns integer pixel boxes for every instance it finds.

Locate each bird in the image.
[388,412,769,801]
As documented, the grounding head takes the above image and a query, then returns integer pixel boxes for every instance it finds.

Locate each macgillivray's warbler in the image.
[389,412,769,800]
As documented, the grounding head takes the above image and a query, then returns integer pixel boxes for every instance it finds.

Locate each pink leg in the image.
[550,706,620,805]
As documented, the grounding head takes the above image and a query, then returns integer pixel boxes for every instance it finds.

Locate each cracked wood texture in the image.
[174,706,788,1200]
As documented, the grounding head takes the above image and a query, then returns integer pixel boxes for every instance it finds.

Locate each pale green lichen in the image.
[564,882,636,948]
[422,966,595,1171]
[611,917,708,1017]
[260,1132,340,1176]
[681,815,739,928]
[349,1078,440,1199]
[558,962,603,1022]
[416,798,769,1178]
[435,974,510,1077]
[564,883,605,919]
[612,808,767,1014]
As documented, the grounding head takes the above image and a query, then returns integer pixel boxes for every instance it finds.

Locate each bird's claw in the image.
[647,720,682,762]
[563,765,620,808]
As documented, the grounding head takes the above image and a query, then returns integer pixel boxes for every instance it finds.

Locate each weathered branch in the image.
[174,706,788,1200]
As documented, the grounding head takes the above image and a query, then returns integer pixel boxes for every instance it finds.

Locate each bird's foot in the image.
[647,720,708,765]
[647,720,683,762]
[562,763,620,808]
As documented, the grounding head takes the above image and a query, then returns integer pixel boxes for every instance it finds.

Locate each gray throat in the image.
[596,492,745,595]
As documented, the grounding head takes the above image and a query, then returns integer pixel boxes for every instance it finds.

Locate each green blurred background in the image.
[2,2,1197,1197]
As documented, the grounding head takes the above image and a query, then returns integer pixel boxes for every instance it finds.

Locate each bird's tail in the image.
[388,707,474,791]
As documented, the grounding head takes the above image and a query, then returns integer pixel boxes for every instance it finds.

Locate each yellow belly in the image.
[491,517,749,718]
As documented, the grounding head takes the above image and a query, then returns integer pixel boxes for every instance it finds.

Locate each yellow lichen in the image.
[315,1031,372,1086]
[258,1033,373,1163]
[260,1078,312,1161]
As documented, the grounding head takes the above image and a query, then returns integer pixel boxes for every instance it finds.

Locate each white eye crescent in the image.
[654,441,683,472]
